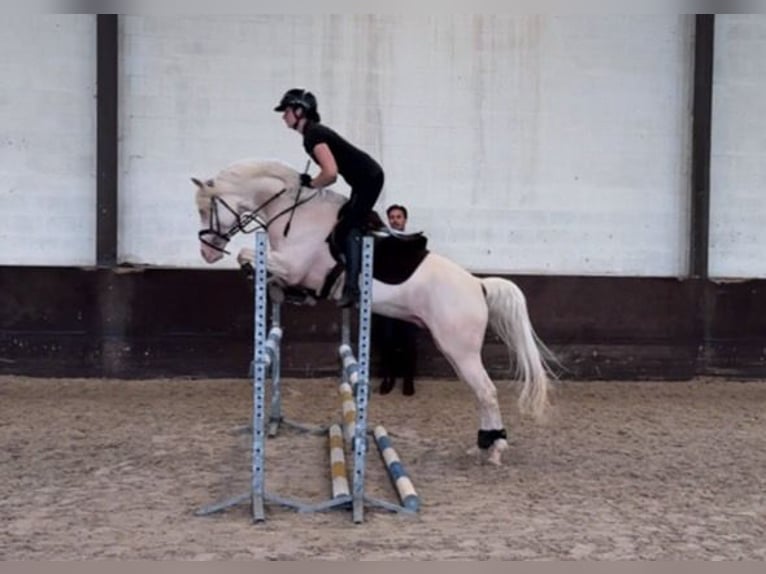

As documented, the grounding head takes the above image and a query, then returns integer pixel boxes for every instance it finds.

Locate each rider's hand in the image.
[300,173,313,188]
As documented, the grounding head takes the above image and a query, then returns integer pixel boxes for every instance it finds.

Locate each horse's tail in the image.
[481,277,555,420]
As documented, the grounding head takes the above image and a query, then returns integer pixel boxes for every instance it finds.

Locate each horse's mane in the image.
[195,158,347,209]
[219,158,300,189]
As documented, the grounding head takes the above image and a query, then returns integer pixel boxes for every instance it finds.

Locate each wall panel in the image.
[710,15,766,278]
[0,15,97,266]
[119,15,694,276]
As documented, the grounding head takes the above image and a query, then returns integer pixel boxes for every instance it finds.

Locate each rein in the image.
[198,185,318,255]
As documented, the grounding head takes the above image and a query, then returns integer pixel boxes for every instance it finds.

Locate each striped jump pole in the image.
[262,326,282,368]
[338,381,356,445]
[373,425,420,512]
[263,299,326,438]
[328,424,350,498]
[338,344,359,444]
[265,306,283,437]
[338,343,361,387]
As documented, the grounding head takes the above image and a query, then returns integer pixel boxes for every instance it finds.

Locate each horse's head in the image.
[193,176,241,263]
[193,160,303,263]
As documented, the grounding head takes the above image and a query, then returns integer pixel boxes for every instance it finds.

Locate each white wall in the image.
[9,15,766,280]
[710,15,766,279]
[119,15,694,275]
[0,15,97,266]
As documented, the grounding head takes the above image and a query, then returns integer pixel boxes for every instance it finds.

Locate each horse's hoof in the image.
[466,446,502,465]
[240,262,254,277]
[487,438,509,466]
[487,449,503,466]
[236,248,255,267]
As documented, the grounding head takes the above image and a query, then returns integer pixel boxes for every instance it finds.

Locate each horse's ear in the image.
[192,177,215,189]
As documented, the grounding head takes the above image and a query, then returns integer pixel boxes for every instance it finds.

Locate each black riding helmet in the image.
[274,88,320,121]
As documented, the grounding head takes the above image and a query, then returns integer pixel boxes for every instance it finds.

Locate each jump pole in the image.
[328,424,351,498]
[266,303,282,437]
[338,380,356,444]
[373,425,420,512]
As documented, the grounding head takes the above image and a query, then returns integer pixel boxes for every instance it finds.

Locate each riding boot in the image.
[337,230,362,308]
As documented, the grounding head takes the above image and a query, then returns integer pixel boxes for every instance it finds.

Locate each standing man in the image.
[378,204,419,396]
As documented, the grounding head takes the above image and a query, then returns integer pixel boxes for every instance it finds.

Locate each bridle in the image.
[198,185,317,255]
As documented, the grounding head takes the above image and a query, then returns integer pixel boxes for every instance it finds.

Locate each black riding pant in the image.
[334,170,384,244]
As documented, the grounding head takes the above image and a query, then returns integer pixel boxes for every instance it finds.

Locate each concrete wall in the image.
[118,15,694,275]
[2,14,764,281]
[3,15,766,380]
[710,15,766,279]
[0,15,96,266]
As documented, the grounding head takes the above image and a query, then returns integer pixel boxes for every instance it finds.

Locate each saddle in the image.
[326,209,429,285]
[369,228,429,285]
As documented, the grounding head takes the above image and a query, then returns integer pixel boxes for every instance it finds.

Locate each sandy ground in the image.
[1,374,765,560]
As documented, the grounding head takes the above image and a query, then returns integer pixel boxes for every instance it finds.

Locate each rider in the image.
[274,88,384,307]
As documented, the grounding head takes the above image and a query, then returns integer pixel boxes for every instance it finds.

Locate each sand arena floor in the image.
[1,375,764,560]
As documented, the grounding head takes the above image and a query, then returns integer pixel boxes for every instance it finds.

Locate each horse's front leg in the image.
[236,247,280,300]
[236,248,316,306]
[236,247,285,279]
[236,247,255,278]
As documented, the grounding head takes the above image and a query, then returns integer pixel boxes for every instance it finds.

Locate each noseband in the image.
[198,185,317,255]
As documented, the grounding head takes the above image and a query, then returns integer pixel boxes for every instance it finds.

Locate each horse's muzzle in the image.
[198,229,231,262]
[200,243,225,263]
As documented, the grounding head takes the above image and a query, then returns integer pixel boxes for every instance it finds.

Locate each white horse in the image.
[194,158,555,465]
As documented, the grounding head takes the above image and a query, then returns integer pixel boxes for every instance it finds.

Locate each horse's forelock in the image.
[194,181,216,212]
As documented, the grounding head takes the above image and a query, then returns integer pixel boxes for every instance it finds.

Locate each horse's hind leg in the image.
[438,347,509,466]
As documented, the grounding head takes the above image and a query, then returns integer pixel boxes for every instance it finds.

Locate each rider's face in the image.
[282,107,301,130]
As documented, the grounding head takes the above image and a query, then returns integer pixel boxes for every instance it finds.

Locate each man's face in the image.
[387,208,407,231]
